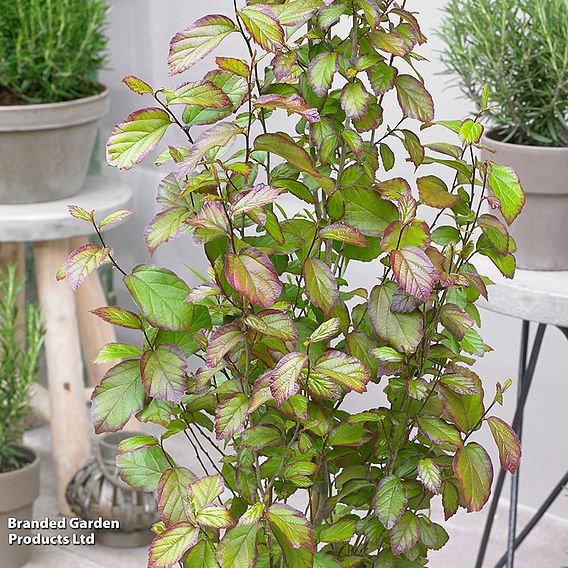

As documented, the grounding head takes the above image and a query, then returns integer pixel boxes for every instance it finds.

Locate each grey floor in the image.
[22,425,568,568]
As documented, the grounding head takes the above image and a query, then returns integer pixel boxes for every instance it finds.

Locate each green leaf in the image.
[308,52,338,96]
[440,303,475,341]
[215,394,249,440]
[373,475,407,530]
[141,344,187,403]
[117,438,171,491]
[188,475,225,512]
[487,164,525,225]
[216,524,259,568]
[168,15,237,75]
[226,247,282,308]
[269,352,308,406]
[340,80,369,120]
[239,6,284,52]
[238,502,265,525]
[267,504,313,551]
[319,518,357,543]
[312,350,369,393]
[107,108,171,170]
[395,75,435,123]
[255,133,317,178]
[439,373,479,395]
[368,283,423,354]
[459,119,483,145]
[487,416,521,474]
[419,517,449,551]
[166,80,230,107]
[93,342,142,364]
[342,187,398,237]
[439,371,484,433]
[306,318,341,345]
[99,209,134,228]
[442,480,460,520]
[149,522,199,568]
[380,143,396,171]
[417,175,460,209]
[416,416,461,448]
[245,309,298,341]
[230,184,282,217]
[319,224,368,246]
[390,246,438,303]
[123,75,153,95]
[478,214,510,255]
[145,206,191,254]
[125,265,194,331]
[91,306,143,330]
[303,257,339,316]
[216,56,250,78]
[314,552,343,568]
[91,359,146,434]
[432,226,460,246]
[66,244,111,290]
[390,511,420,555]
[158,467,196,525]
[417,458,442,494]
[453,442,493,512]
[183,539,219,568]
[197,505,234,529]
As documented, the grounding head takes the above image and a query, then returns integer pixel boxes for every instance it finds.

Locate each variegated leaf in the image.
[239,6,285,53]
[487,416,521,474]
[303,257,338,316]
[254,94,319,123]
[140,344,188,403]
[66,244,111,290]
[390,246,438,303]
[269,352,308,406]
[230,184,282,217]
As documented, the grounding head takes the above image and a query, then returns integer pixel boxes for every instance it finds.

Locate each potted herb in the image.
[0,265,44,568]
[66,1,526,565]
[0,0,109,204]
[440,0,568,271]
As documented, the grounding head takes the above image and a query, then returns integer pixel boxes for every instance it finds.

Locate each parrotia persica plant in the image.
[64,1,526,567]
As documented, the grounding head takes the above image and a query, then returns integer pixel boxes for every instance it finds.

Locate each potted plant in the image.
[0,0,109,205]
[0,265,44,568]
[439,0,568,271]
[65,1,526,565]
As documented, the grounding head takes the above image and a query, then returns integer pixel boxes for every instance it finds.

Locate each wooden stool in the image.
[0,175,132,514]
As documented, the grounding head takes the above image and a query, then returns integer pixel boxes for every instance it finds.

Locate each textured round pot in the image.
[0,89,109,204]
[481,132,568,271]
[0,448,40,568]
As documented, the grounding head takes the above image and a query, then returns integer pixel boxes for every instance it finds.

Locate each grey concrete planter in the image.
[482,132,568,271]
[0,448,40,568]
[0,89,109,204]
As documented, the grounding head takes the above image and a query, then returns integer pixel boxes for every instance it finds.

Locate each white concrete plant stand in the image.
[0,176,132,515]
[476,258,568,568]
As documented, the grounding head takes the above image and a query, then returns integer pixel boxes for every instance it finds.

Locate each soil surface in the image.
[0,87,29,106]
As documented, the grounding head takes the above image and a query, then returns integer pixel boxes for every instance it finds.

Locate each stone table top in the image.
[478,257,568,328]
[0,175,132,243]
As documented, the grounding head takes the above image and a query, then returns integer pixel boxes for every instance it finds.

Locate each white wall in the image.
[100,1,568,520]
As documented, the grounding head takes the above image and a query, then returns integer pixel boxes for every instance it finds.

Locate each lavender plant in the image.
[65,1,525,566]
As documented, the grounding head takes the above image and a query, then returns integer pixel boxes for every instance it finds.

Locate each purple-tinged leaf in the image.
[319,224,368,246]
[368,283,423,354]
[440,373,479,395]
[122,75,153,95]
[440,303,475,341]
[178,122,240,177]
[373,475,406,530]
[99,209,134,228]
[367,62,398,96]
[92,359,146,434]
[340,80,369,120]
[269,352,308,406]
[215,393,249,440]
[68,204,93,222]
[417,175,460,209]
[157,467,196,525]
[417,416,462,448]
[390,511,420,555]
[148,522,199,568]
[226,247,282,308]
[395,75,435,123]
[306,318,341,345]
[165,80,231,107]
[391,287,421,313]
[167,15,237,75]
[370,27,415,57]
[217,524,259,568]
[376,177,411,200]
[244,309,298,341]
[197,505,234,529]
[91,306,143,330]
[206,323,244,367]
[358,0,381,28]
[461,270,489,300]
[238,5,285,52]
[185,282,221,303]
[267,504,314,551]
[341,129,364,157]
[230,184,282,217]
[487,416,521,474]
[140,344,187,403]
[254,94,320,123]
[417,458,442,494]
[187,475,225,512]
[66,244,111,290]
[478,214,510,254]
[145,207,191,254]
[248,371,273,415]
[453,442,493,512]
[271,0,326,26]
[390,246,438,303]
[272,51,298,81]
[106,108,171,170]
[308,52,339,97]
[312,350,369,393]
[303,257,338,316]
[186,201,230,238]
[216,56,250,78]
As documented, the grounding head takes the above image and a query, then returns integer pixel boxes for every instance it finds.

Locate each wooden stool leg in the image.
[34,239,90,515]
[71,237,117,387]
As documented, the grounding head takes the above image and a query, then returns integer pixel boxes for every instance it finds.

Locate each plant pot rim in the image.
[0,446,39,480]
[0,86,109,111]
[483,129,568,153]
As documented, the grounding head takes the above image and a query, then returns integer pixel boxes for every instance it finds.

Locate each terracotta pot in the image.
[0,448,40,568]
[0,89,109,204]
[481,132,568,271]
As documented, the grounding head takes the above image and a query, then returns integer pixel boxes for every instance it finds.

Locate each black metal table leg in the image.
[475,322,547,568]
